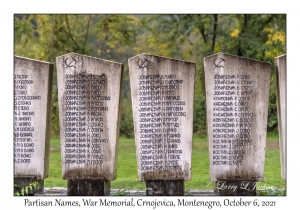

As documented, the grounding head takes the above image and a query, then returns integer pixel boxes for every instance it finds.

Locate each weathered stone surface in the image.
[275,54,286,180]
[164,179,184,195]
[146,179,184,196]
[67,179,110,196]
[146,180,164,195]
[56,52,123,180]
[204,52,271,182]
[128,53,195,181]
[14,56,53,180]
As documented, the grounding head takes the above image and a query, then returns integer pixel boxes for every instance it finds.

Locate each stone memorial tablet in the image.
[129,53,195,195]
[56,53,123,195]
[14,56,53,194]
[275,54,286,180]
[204,53,270,195]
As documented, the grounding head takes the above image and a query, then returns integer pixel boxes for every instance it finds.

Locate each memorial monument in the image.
[275,54,286,180]
[56,52,123,195]
[129,53,195,196]
[204,52,271,196]
[14,56,53,195]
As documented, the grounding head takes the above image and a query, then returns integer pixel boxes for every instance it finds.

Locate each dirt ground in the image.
[266,141,279,149]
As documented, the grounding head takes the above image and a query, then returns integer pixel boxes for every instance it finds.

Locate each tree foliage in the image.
[14,14,140,136]
[14,14,286,137]
[140,14,286,135]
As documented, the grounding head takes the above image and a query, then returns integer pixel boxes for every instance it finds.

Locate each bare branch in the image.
[88,16,110,51]
[64,15,81,50]
[84,15,92,49]
[198,14,207,43]
[88,35,108,51]
[211,14,218,52]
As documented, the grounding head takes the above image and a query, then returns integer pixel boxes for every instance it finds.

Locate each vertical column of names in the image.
[64,74,87,164]
[138,74,185,172]
[14,75,39,164]
[233,75,255,165]
[212,74,255,166]
[64,74,109,165]
[87,74,109,165]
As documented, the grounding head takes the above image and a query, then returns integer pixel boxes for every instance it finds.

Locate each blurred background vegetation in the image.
[14,14,286,138]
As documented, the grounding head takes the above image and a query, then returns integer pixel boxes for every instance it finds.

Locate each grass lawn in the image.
[45,134,286,191]
[45,136,67,187]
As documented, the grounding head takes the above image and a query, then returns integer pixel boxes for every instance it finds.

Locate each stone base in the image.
[146,179,184,196]
[67,179,110,196]
[215,179,256,196]
[14,176,44,196]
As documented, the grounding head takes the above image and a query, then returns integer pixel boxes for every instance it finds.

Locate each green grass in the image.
[45,137,67,187]
[185,137,212,190]
[111,137,144,189]
[45,135,286,191]
[260,147,286,190]
[267,131,280,141]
